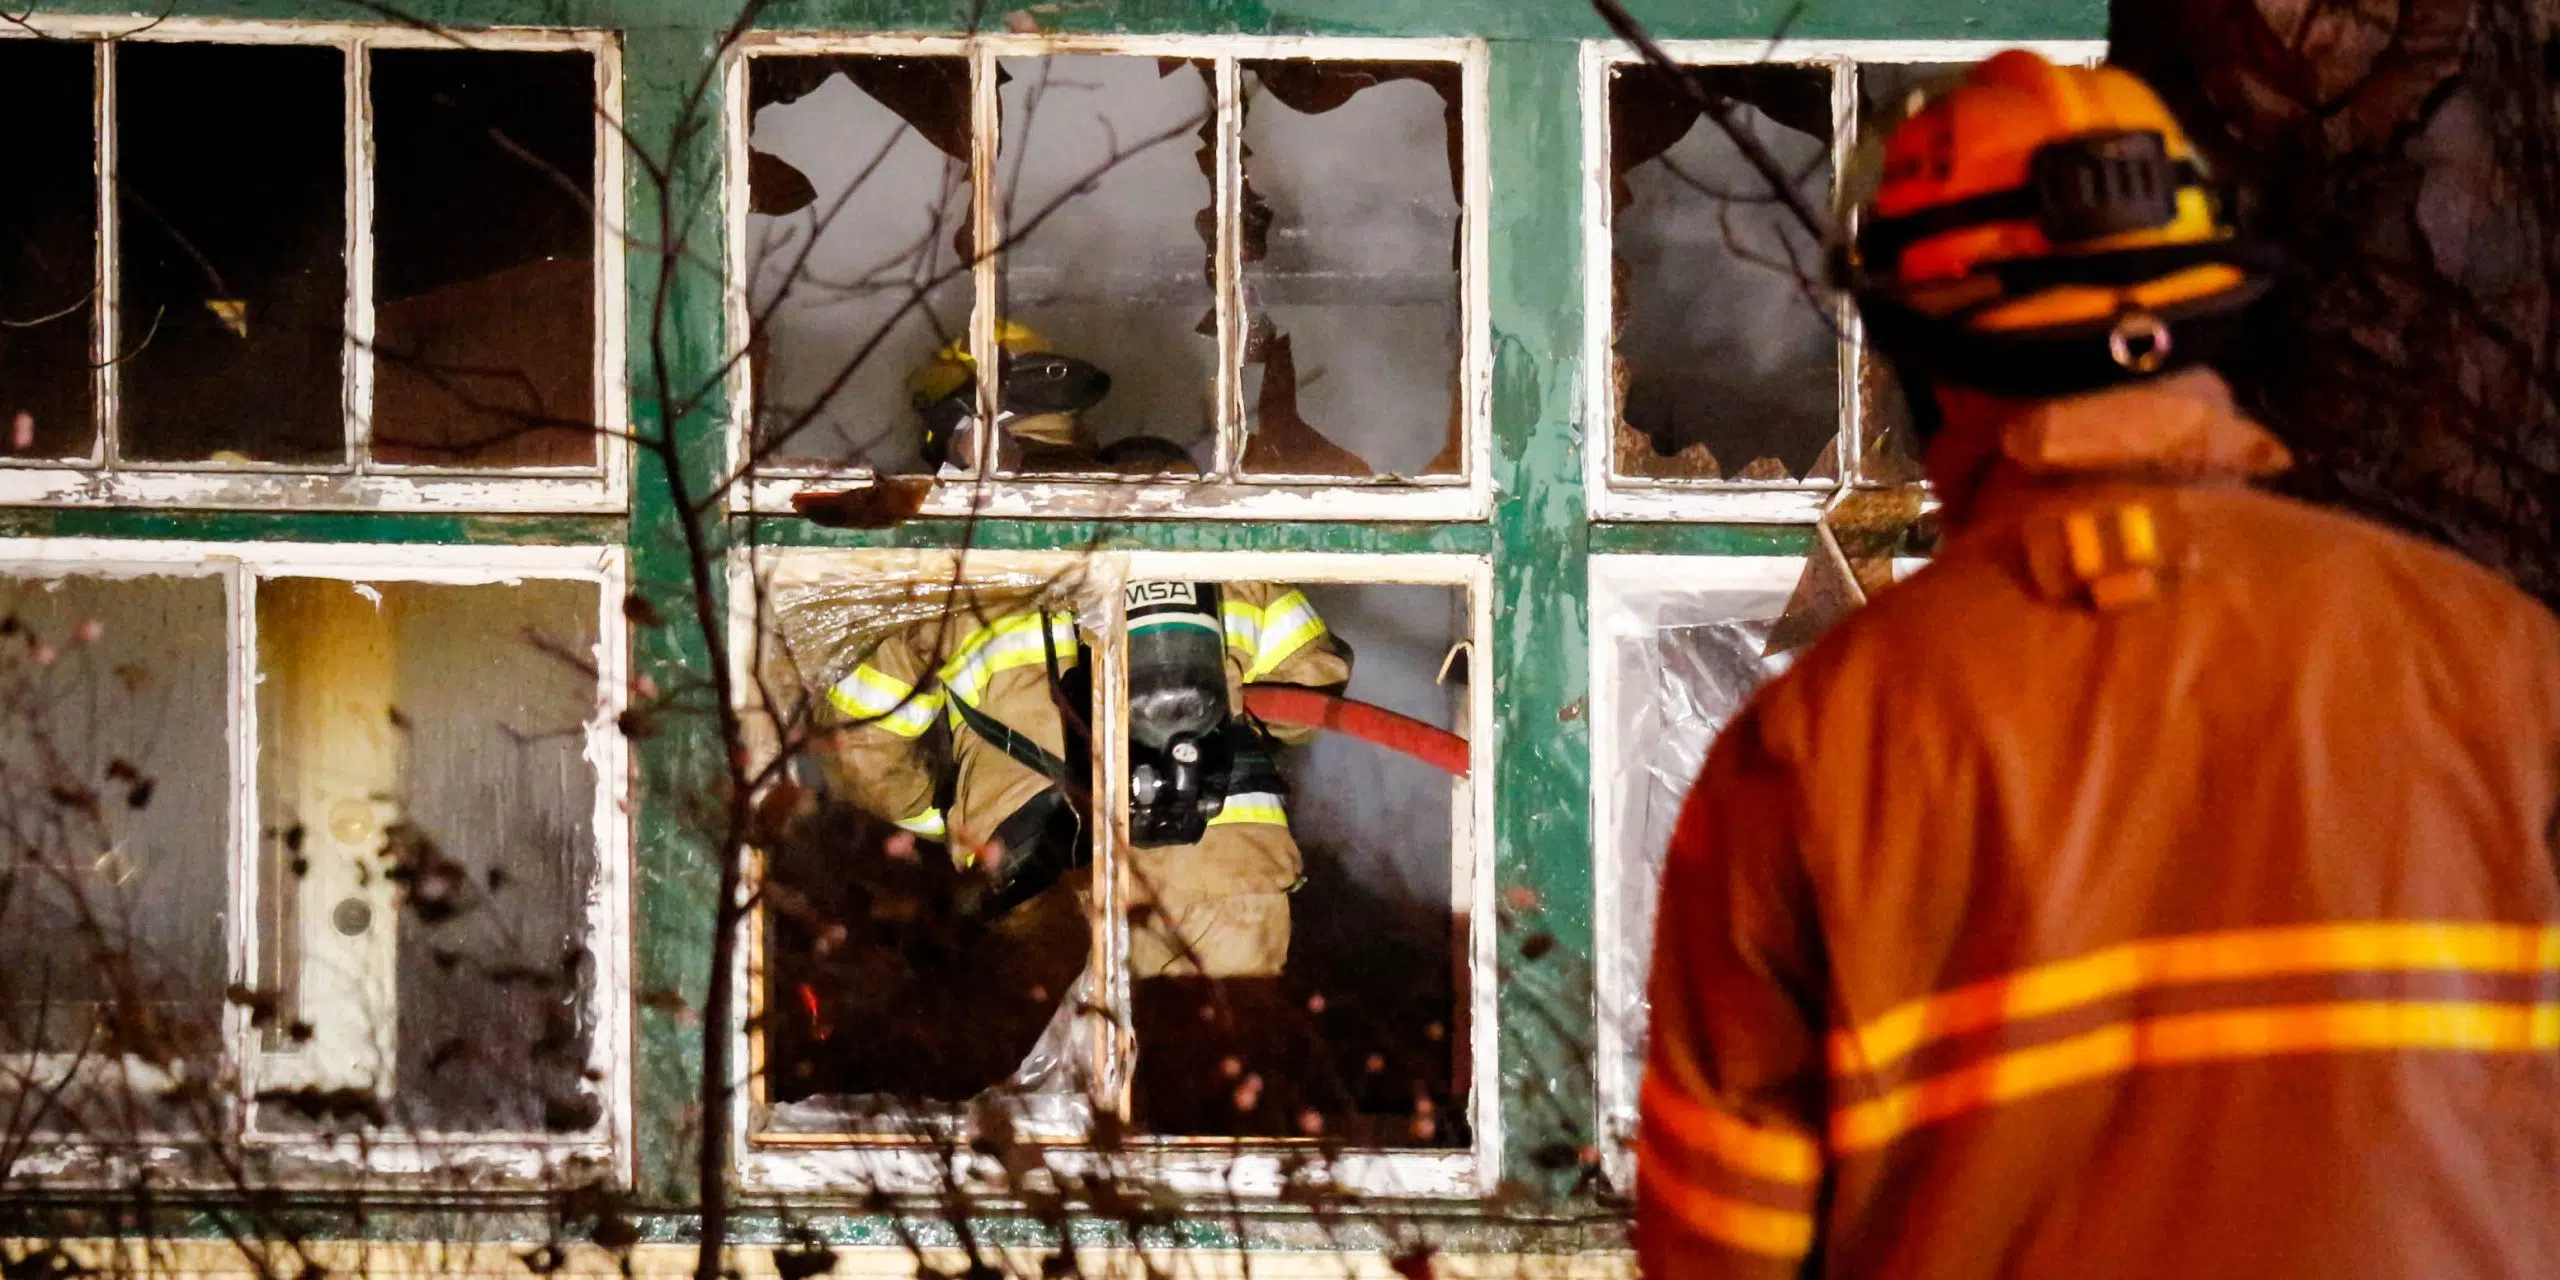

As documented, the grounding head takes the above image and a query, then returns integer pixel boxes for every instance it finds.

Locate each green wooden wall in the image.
[11,0,2101,1252]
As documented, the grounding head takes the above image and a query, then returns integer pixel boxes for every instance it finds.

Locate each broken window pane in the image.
[1130,583,1468,1144]
[995,56,1217,477]
[0,41,99,462]
[1595,573,1793,1163]
[253,577,601,1137]
[117,42,346,465]
[1610,64,1838,483]
[1853,63,1967,487]
[747,55,974,475]
[1237,61,1464,481]
[370,49,598,469]
[0,574,231,1135]
[754,568,1097,1136]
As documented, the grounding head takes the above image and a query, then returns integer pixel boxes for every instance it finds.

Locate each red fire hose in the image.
[1242,687,1471,777]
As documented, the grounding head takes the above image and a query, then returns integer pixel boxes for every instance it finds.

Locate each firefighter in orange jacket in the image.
[1637,52,2560,1278]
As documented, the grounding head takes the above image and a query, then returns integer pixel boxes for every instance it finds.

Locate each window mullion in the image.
[225,559,263,1109]
[968,41,1000,479]
[1831,57,1866,490]
[1091,562,1134,1124]
[94,38,119,470]
[344,39,374,473]
[1212,56,1241,479]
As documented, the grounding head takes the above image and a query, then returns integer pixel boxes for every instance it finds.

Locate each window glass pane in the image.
[1610,64,1837,483]
[1853,63,1966,487]
[747,55,973,476]
[1128,582,1468,1144]
[1595,575,1792,1161]
[0,41,99,462]
[1239,61,1464,480]
[117,43,346,465]
[755,570,1094,1137]
[0,574,231,1136]
[995,55,1217,477]
[253,577,601,1137]
[370,49,598,470]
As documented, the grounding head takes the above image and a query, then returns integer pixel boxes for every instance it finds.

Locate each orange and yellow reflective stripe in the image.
[1636,1079,1823,1257]
[1640,1077,1823,1186]
[1640,1182,1817,1259]
[1831,921,2560,1076]
[1832,997,2560,1153]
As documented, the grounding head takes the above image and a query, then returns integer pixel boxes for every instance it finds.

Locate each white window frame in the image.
[727,546,1496,1199]
[723,35,1494,523]
[0,538,632,1188]
[0,18,629,514]
[1580,39,2108,524]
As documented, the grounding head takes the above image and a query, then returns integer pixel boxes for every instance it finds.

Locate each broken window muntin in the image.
[0,539,630,1186]
[1579,40,2107,525]
[728,34,1490,524]
[0,19,626,513]
[729,546,1491,1199]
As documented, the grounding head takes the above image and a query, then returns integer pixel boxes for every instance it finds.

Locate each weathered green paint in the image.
[0,508,621,545]
[0,0,2101,1243]
[1588,520,1815,556]
[620,22,735,1209]
[751,517,1493,555]
[1482,39,1596,1199]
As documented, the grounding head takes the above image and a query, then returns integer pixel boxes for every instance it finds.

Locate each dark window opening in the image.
[370,48,598,469]
[117,42,346,465]
[0,41,100,462]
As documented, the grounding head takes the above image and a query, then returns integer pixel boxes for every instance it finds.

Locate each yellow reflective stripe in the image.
[1636,1170,1817,1259]
[1638,1077,1822,1185]
[940,611,1080,708]
[894,807,948,838]
[1205,791,1288,828]
[1220,599,1262,654]
[1832,998,2560,1154]
[1242,590,1325,681]
[1832,921,2560,1076]
[826,664,942,737]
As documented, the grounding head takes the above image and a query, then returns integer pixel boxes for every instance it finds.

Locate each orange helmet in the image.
[1841,51,2271,413]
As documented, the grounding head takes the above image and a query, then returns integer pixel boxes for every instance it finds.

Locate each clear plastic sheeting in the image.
[1592,562,1797,1180]
[745,552,1109,1140]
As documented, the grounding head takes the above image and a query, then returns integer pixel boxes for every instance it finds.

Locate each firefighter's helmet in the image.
[1838,51,2272,424]
[910,321,1112,468]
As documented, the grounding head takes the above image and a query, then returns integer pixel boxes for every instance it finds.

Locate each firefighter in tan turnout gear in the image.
[813,331,1353,1129]
[818,579,1349,1131]
[1637,51,2560,1278]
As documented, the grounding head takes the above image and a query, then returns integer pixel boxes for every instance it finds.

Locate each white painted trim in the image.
[1580,38,2107,522]
[745,473,1488,522]
[1582,553,1803,1194]
[722,36,1494,522]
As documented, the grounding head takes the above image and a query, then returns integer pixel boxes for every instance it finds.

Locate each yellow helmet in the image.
[1841,51,2272,411]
